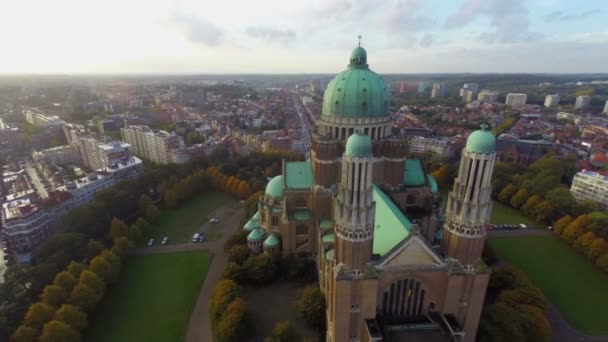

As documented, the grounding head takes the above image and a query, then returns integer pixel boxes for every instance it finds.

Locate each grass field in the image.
[490,236,608,335]
[86,251,212,342]
[147,191,234,243]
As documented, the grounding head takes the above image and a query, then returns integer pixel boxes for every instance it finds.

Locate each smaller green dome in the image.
[263,233,280,247]
[243,217,260,231]
[465,124,496,154]
[247,227,266,241]
[345,132,373,157]
[350,47,367,66]
[322,232,335,244]
[265,175,283,199]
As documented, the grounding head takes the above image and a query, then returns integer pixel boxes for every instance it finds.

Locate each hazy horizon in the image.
[1,0,607,74]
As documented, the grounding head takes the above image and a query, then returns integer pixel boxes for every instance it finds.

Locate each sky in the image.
[0,0,607,74]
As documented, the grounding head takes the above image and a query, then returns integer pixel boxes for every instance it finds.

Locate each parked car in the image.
[519,224,527,229]
[192,233,200,242]
[147,239,154,246]
[199,233,206,242]
[209,218,219,224]
[162,237,168,245]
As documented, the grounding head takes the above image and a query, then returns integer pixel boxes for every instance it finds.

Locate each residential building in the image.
[505,93,527,107]
[417,82,428,93]
[121,125,188,164]
[408,136,453,159]
[241,46,494,342]
[570,170,608,207]
[431,83,446,98]
[25,109,65,128]
[544,95,560,108]
[477,90,499,103]
[32,145,80,165]
[575,95,592,109]
[603,100,608,114]
[463,89,476,103]
[459,83,479,97]
[1,199,50,254]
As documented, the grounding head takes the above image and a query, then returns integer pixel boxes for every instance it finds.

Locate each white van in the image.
[192,233,200,242]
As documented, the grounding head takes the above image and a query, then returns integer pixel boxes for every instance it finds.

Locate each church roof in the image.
[403,158,427,187]
[243,214,260,231]
[247,227,266,241]
[372,186,412,256]
[465,124,496,154]
[427,174,438,193]
[265,175,283,199]
[322,232,335,244]
[285,161,313,189]
[263,233,280,247]
[345,132,373,157]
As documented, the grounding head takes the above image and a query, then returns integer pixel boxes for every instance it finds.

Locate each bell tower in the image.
[442,124,496,265]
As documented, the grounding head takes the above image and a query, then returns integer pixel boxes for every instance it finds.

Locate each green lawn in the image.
[147,191,234,243]
[86,251,212,342]
[490,201,538,226]
[490,236,608,335]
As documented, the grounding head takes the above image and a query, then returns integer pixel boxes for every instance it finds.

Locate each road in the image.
[25,161,48,198]
[489,228,608,342]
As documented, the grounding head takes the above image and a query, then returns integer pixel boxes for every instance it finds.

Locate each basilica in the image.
[243,45,496,342]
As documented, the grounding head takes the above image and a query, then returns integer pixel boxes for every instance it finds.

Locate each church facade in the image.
[243,46,497,342]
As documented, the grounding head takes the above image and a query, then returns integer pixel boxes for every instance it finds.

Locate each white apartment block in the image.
[477,90,499,103]
[25,109,65,128]
[505,93,527,107]
[431,83,446,98]
[570,170,608,207]
[1,198,50,254]
[408,136,453,159]
[459,83,479,97]
[33,145,80,165]
[544,95,560,108]
[575,95,592,109]
[463,90,475,103]
[603,100,608,114]
[121,125,189,164]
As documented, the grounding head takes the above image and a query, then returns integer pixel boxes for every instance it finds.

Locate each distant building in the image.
[505,93,527,107]
[459,83,479,97]
[25,109,65,128]
[33,145,80,165]
[544,95,560,108]
[1,199,50,254]
[463,90,476,103]
[477,90,499,103]
[431,83,446,98]
[121,125,189,164]
[575,95,592,109]
[603,100,608,114]
[417,82,428,93]
[570,170,608,207]
[556,112,575,121]
[408,136,453,159]
[495,138,551,166]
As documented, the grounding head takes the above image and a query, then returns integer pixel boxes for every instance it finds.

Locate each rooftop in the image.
[284,161,313,190]
[372,186,412,256]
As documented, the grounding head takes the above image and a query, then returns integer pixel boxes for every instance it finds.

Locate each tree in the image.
[574,231,596,254]
[236,181,252,200]
[533,200,555,223]
[54,304,87,332]
[85,240,104,261]
[224,230,249,252]
[516,304,552,342]
[112,237,134,258]
[144,204,161,223]
[89,250,121,284]
[244,253,277,284]
[216,298,250,342]
[296,286,326,333]
[126,224,143,242]
[138,194,154,215]
[587,238,608,262]
[10,325,38,342]
[69,283,101,312]
[562,214,590,244]
[487,266,530,292]
[498,184,517,204]
[23,302,56,329]
[268,321,294,342]
[595,253,608,273]
[477,302,526,342]
[431,165,451,186]
[545,187,576,215]
[221,262,245,283]
[520,195,542,217]
[39,320,80,342]
[209,280,241,324]
[108,217,129,240]
[79,270,105,293]
[40,285,68,307]
[228,245,250,265]
[553,215,574,235]
[66,262,85,279]
[497,286,547,311]
[510,189,529,209]
[587,212,608,239]
[53,271,77,293]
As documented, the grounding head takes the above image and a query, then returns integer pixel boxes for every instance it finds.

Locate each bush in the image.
[215,298,250,342]
[227,245,250,265]
[224,230,249,252]
[296,286,326,334]
[244,254,278,284]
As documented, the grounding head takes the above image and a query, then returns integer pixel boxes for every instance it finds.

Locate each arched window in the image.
[380,278,427,323]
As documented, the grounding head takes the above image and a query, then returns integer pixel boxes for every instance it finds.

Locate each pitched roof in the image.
[372,186,412,256]
[285,161,313,190]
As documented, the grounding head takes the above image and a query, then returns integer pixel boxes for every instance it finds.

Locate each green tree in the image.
[498,184,517,204]
[10,325,38,342]
[69,283,102,312]
[144,204,161,223]
[224,230,249,252]
[40,285,68,307]
[138,194,154,215]
[244,253,277,284]
[112,237,135,258]
[66,262,85,279]
[108,217,129,240]
[268,321,294,342]
[23,302,55,329]
[510,189,530,209]
[79,270,105,293]
[216,298,250,342]
[54,304,88,331]
[209,280,241,324]
[521,195,542,217]
[126,224,143,242]
[221,262,244,283]
[545,187,576,215]
[477,302,526,342]
[296,285,326,333]
[39,320,81,342]
[228,245,250,265]
[85,240,104,261]
[516,304,552,342]
[497,286,547,311]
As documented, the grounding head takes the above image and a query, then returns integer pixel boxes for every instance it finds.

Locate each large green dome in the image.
[321,47,389,119]
[345,132,373,157]
[265,175,283,199]
[465,124,496,154]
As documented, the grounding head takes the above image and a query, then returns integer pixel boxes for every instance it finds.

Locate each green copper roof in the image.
[372,186,412,256]
[465,124,496,154]
[272,207,282,214]
[322,232,335,244]
[345,132,373,157]
[294,209,311,221]
[321,47,389,119]
[325,249,334,261]
[320,219,333,229]
[403,159,426,187]
[243,217,260,231]
[263,233,280,247]
[427,174,438,193]
[253,211,261,220]
[265,175,284,199]
[247,227,266,241]
[285,161,313,189]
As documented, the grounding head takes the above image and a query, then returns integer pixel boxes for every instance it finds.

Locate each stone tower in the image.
[442,124,496,265]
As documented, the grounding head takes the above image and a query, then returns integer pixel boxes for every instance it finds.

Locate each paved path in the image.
[489,228,608,342]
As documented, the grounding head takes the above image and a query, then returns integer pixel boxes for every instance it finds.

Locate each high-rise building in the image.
[477,90,499,103]
[575,95,592,109]
[241,46,495,342]
[417,82,428,94]
[544,94,560,108]
[431,83,446,98]
[459,83,479,97]
[570,170,608,207]
[463,89,476,103]
[25,109,65,128]
[121,125,189,164]
[604,100,608,114]
[505,93,527,107]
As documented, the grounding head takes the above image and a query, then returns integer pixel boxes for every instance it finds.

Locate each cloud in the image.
[444,0,541,44]
[245,27,296,45]
[544,10,599,22]
[419,34,434,48]
[171,12,224,47]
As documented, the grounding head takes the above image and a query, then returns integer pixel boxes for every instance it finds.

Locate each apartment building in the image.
[570,170,608,207]
[1,199,50,254]
[505,93,527,107]
[121,125,189,164]
[408,136,453,159]
[25,109,65,128]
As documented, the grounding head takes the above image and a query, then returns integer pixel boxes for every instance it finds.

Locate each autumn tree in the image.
[533,200,555,223]
[209,280,241,324]
[69,283,101,312]
[553,215,574,235]
[562,214,590,244]
[431,164,451,186]
[40,285,68,307]
[510,189,530,209]
[215,298,251,342]
[497,286,547,311]
[66,262,85,279]
[54,304,88,331]
[39,320,80,342]
[112,236,135,258]
[587,238,608,262]
[53,271,77,293]
[89,250,121,284]
[23,302,55,329]
[268,321,294,342]
[574,231,596,254]
[224,230,248,252]
[227,245,250,265]
[498,184,517,204]
[595,253,608,272]
[520,195,542,217]
[244,253,277,284]
[10,325,38,342]
[108,217,129,240]
[296,285,326,334]
[79,270,105,293]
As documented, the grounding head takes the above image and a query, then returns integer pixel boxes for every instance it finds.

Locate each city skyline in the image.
[0,0,607,74]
